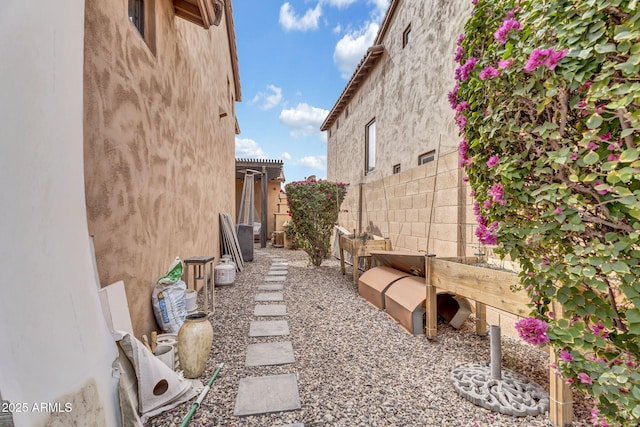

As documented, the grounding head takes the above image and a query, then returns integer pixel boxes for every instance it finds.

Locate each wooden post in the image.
[475,302,487,336]
[549,302,573,427]
[425,254,438,339]
[260,166,267,248]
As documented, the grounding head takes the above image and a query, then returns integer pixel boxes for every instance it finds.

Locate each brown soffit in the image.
[225,0,242,102]
[172,0,241,103]
[319,0,400,131]
[174,0,218,29]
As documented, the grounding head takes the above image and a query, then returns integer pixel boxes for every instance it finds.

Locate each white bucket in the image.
[155,344,175,371]
[185,289,197,312]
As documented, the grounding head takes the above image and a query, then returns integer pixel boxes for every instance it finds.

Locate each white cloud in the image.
[235,137,269,158]
[322,0,358,8]
[279,2,322,31]
[333,21,380,79]
[281,152,292,161]
[369,0,390,14]
[249,85,283,110]
[279,103,329,137]
[298,155,327,171]
[332,23,342,34]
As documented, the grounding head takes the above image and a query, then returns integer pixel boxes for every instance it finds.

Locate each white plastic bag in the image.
[152,280,187,333]
[152,258,187,333]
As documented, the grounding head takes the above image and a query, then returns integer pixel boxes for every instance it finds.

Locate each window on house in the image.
[129,0,156,53]
[418,150,436,165]
[365,119,376,174]
[129,0,145,37]
[393,164,401,174]
[403,24,411,48]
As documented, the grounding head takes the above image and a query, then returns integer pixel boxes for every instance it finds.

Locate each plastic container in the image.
[214,258,235,286]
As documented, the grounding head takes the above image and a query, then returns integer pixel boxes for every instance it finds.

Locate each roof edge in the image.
[319,0,400,131]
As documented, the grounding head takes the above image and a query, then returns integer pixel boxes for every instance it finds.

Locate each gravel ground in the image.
[147,246,593,427]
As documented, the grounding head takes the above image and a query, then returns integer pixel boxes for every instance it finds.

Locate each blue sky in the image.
[233,0,390,184]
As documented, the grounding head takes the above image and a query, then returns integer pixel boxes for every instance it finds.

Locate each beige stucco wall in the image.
[84,0,238,337]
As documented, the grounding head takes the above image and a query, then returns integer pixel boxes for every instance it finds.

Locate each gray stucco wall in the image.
[327,0,471,197]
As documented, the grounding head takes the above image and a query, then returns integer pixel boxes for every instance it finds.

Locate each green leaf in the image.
[584,151,600,165]
[586,113,603,129]
[594,43,617,53]
[620,148,639,162]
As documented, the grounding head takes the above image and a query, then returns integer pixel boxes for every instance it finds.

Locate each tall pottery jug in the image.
[177,312,213,378]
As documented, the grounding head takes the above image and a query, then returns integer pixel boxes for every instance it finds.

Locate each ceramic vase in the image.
[177,312,213,378]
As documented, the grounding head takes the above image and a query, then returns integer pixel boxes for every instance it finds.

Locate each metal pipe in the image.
[180,363,224,427]
[490,325,502,380]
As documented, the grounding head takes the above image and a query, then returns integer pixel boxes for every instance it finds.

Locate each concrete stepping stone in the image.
[276,424,304,427]
[264,276,286,282]
[267,270,288,276]
[255,292,283,301]
[254,304,287,316]
[258,284,284,291]
[249,320,290,337]
[270,264,289,270]
[245,341,295,366]
[233,373,301,416]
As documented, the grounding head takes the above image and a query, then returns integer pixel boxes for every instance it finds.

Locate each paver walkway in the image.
[233,252,304,424]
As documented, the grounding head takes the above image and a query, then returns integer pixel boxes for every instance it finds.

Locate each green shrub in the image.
[285,179,347,266]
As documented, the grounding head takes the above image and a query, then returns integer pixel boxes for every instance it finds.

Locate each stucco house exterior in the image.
[84,0,241,337]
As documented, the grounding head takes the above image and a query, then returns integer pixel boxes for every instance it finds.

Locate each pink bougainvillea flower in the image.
[494,18,523,44]
[570,151,579,160]
[599,132,611,141]
[587,141,599,151]
[515,317,550,346]
[455,57,477,81]
[488,183,504,201]
[498,59,513,69]
[554,207,563,215]
[486,155,499,167]
[592,321,609,338]
[475,222,498,245]
[483,199,492,209]
[515,317,549,345]
[479,66,501,80]
[524,47,568,71]
[577,99,587,109]
[565,377,574,385]
[607,140,622,151]
[578,372,593,384]
[455,45,464,63]
[457,33,465,46]
[607,153,620,162]
[448,84,459,109]
[559,350,573,362]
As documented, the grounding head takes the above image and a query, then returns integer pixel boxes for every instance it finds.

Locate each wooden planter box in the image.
[425,256,572,427]
[338,234,391,284]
